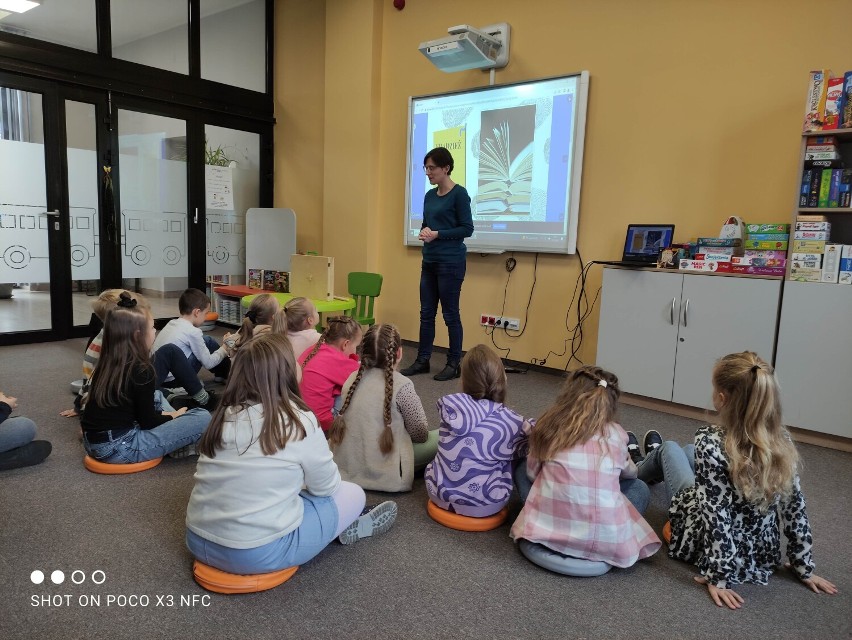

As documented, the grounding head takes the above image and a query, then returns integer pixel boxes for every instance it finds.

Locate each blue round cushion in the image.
[518,539,611,577]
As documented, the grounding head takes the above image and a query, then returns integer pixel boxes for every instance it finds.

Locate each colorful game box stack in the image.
[790,218,851,284]
[731,223,789,276]
[680,237,743,272]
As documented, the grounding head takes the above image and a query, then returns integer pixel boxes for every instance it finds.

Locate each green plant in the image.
[205,139,235,167]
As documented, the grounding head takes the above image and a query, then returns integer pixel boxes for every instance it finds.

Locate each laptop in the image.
[598,224,676,267]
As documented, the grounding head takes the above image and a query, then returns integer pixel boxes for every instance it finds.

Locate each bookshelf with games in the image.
[773,69,852,447]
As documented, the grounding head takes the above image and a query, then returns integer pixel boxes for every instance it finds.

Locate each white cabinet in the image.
[775,281,852,439]
[596,268,782,408]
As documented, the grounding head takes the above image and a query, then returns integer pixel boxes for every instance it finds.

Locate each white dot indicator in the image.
[51,570,65,585]
[31,570,45,584]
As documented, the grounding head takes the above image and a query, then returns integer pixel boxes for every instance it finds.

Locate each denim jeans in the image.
[0,416,37,453]
[83,392,211,463]
[513,458,652,514]
[186,335,231,379]
[636,441,696,503]
[418,259,466,363]
[153,343,203,395]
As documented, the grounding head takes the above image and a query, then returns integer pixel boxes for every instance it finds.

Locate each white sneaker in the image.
[338,501,398,545]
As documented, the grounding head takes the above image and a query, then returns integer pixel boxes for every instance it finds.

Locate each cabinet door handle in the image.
[670,298,676,325]
[683,298,689,327]
[194,207,199,224]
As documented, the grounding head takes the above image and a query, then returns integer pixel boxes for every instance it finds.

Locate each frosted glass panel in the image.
[112,0,188,75]
[200,0,265,92]
[117,111,188,283]
[204,124,259,281]
[0,0,97,53]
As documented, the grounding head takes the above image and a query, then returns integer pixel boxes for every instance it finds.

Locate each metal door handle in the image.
[40,210,60,216]
[683,299,689,327]
[670,298,676,325]
[194,208,198,224]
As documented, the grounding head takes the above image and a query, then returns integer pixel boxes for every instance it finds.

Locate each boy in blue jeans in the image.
[152,289,231,401]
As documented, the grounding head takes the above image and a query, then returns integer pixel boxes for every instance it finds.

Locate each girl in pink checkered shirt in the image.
[511,366,661,568]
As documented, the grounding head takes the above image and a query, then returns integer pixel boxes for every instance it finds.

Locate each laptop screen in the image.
[623,224,675,262]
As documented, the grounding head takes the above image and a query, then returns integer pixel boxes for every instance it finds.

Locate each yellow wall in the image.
[276,0,852,371]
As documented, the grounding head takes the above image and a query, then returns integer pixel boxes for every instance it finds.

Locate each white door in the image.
[672,275,781,408]
[596,268,683,401]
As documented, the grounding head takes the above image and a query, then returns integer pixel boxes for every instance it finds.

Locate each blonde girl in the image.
[425,344,531,517]
[272,296,321,359]
[299,316,363,431]
[81,293,211,463]
[511,366,660,568]
[225,293,279,354]
[328,324,437,492]
[637,352,837,609]
[186,333,398,573]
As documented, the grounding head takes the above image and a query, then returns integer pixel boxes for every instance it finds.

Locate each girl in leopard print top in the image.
[638,352,837,609]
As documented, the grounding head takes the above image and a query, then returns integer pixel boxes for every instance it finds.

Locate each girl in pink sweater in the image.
[299,316,362,431]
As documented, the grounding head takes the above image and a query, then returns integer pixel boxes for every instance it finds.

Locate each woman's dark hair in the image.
[424,147,454,175]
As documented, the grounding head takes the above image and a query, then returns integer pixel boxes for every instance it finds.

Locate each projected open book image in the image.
[476,105,535,216]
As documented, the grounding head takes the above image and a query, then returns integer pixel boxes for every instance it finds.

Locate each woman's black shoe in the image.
[0,440,52,472]
[400,359,430,376]
[433,363,461,381]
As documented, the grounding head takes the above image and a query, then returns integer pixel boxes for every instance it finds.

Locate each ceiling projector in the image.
[419,23,510,73]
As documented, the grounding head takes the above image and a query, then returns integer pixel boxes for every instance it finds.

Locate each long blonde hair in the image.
[328,323,401,454]
[529,365,620,462]
[197,333,309,458]
[235,293,279,349]
[272,296,316,334]
[713,351,798,509]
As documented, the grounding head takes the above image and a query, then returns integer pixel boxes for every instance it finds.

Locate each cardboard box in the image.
[730,265,786,277]
[795,214,828,222]
[275,271,290,293]
[744,223,790,233]
[791,240,826,253]
[821,244,842,283]
[695,252,733,262]
[731,256,786,267]
[743,250,787,260]
[838,246,852,284]
[289,254,335,301]
[791,253,823,264]
[795,221,831,231]
[794,231,830,240]
[745,233,790,242]
[744,240,788,250]
[803,70,831,131]
[792,259,822,269]
[679,259,731,273]
[790,267,823,282]
[247,268,262,290]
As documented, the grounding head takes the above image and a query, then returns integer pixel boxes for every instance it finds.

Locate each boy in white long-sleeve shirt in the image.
[152,288,231,387]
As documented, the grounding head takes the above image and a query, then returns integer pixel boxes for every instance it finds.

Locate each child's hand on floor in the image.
[59,408,79,417]
[693,575,744,609]
[163,407,188,419]
[0,392,18,409]
[784,563,838,594]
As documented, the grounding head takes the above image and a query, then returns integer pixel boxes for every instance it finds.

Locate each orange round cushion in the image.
[662,520,672,545]
[193,561,298,594]
[426,500,508,532]
[205,311,219,322]
[83,455,162,474]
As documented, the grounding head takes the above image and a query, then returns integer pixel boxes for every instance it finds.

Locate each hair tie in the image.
[245,310,258,323]
[598,379,608,388]
[751,365,760,373]
[116,294,137,309]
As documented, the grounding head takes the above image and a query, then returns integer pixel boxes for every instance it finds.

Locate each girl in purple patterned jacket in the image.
[425,344,532,517]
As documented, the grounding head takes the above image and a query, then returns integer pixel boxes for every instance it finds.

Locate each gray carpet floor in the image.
[0,333,850,640]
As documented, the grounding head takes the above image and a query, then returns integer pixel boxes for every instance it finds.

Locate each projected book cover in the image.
[476,105,536,216]
[432,126,466,188]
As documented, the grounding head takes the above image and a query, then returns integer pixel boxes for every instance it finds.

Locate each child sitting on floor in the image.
[510,366,660,569]
[328,323,437,492]
[81,293,211,463]
[299,316,362,432]
[272,296,321,359]
[185,333,397,576]
[425,344,531,517]
[635,352,836,609]
[224,293,279,355]
[0,389,51,471]
[152,288,231,390]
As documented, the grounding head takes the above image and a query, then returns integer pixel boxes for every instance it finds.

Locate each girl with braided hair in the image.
[510,365,660,569]
[298,316,362,432]
[328,324,437,492]
[224,293,279,355]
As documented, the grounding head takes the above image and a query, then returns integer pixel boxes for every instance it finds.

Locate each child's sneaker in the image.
[338,501,398,545]
[643,430,663,456]
[626,431,644,464]
[168,442,198,459]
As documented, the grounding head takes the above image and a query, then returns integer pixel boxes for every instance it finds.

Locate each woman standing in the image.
[401,147,474,381]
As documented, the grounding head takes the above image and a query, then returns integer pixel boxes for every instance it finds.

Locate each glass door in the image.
[115,109,189,321]
[0,85,54,336]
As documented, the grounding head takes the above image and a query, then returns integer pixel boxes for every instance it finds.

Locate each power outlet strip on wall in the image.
[480,314,520,331]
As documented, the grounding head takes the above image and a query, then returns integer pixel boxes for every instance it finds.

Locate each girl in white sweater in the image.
[186,333,397,574]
